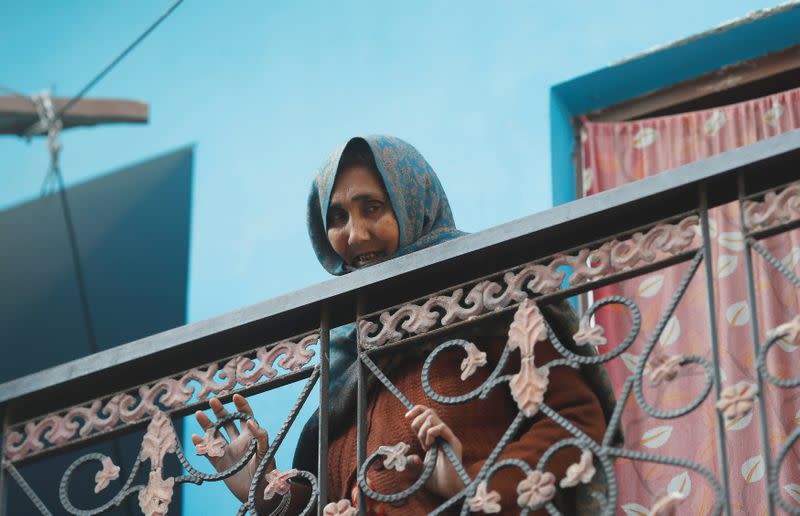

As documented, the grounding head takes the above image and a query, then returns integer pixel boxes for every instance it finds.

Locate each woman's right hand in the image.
[405,404,465,500]
[191,393,273,504]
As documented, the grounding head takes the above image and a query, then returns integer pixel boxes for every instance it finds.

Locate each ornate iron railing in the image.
[1,129,799,515]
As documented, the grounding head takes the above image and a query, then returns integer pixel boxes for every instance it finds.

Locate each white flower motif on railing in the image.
[573,321,607,347]
[516,470,556,510]
[138,472,174,516]
[263,468,297,500]
[648,352,683,387]
[508,300,550,417]
[137,411,177,516]
[93,456,120,493]
[322,499,358,516]
[716,381,758,421]
[376,442,411,472]
[743,182,800,231]
[510,363,550,419]
[460,342,488,380]
[140,411,176,470]
[468,481,502,514]
[193,427,226,457]
[4,333,318,463]
[559,450,596,488]
[507,299,547,354]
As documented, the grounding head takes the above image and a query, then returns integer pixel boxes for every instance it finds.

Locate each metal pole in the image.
[0,407,8,516]
[3,462,52,515]
[737,172,776,516]
[698,185,733,516]
[317,304,331,514]
[356,295,368,515]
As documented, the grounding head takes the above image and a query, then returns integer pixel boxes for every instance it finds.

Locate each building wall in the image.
[0,147,193,515]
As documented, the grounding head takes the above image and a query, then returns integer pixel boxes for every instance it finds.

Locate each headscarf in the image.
[307,135,465,275]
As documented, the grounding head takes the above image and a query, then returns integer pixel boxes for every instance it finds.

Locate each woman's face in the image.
[326,165,400,268]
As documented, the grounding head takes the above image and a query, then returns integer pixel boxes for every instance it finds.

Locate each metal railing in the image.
[1,129,799,515]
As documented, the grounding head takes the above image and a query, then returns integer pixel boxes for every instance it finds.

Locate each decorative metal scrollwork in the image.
[5,333,318,464]
[355,288,726,515]
[743,182,800,232]
[358,214,700,349]
[56,368,321,516]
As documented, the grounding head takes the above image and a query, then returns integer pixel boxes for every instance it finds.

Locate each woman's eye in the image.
[328,210,346,226]
[366,202,383,214]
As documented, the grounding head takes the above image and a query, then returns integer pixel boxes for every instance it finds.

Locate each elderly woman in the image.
[193,136,617,514]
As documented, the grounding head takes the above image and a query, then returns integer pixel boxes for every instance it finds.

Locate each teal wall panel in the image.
[0,147,193,515]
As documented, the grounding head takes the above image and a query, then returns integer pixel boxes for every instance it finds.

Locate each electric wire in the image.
[5,6,185,514]
[52,166,98,354]
[23,0,184,136]
[30,4,182,514]
[24,0,186,349]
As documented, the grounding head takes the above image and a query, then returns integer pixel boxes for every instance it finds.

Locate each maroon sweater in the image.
[324,336,607,515]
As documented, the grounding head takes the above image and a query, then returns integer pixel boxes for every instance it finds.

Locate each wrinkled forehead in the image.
[328,169,390,206]
[316,135,432,242]
[320,138,397,201]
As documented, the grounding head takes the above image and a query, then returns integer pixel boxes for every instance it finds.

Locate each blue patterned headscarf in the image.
[307,135,464,275]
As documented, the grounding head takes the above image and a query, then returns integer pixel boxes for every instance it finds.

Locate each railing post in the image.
[737,172,776,516]
[356,294,368,515]
[0,407,7,516]
[318,303,331,515]
[698,184,733,516]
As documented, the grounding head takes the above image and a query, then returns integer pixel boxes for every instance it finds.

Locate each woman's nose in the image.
[347,216,370,245]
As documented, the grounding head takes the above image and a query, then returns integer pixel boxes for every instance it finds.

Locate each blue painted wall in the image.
[0,146,193,377]
[0,147,193,515]
[550,5,800,206]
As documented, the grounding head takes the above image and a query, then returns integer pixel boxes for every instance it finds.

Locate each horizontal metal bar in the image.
[7,365,318,466]
[746,217,800,241]
[361,248,699,355]
[1,128,799,423]
[358,208,699,322]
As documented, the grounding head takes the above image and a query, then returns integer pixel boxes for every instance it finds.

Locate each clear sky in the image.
[0,1,779,513]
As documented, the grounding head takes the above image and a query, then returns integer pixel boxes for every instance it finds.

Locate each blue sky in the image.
[0,1,778,513]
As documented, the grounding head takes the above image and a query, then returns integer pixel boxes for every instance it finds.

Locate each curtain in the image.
[581,86,800,514]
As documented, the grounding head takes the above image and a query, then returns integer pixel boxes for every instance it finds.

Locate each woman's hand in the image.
[404,404,464,500]
[191,394,273,504]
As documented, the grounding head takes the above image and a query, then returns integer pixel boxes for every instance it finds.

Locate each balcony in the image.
[2,129,799,515]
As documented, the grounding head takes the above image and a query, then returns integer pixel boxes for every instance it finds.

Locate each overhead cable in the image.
[24,0,184,137]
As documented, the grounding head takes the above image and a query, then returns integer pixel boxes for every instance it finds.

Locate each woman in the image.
[193,135,617,514]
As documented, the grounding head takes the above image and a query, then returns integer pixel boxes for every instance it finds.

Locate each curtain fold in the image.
[581,86,800,514]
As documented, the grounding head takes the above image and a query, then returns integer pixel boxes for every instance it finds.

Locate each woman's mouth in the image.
[353,251,386,268]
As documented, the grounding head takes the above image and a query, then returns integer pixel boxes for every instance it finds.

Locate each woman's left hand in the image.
[191,394,273,505]
[404,404,464,499]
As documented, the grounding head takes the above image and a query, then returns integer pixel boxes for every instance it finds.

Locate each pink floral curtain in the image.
[581,86,800,514]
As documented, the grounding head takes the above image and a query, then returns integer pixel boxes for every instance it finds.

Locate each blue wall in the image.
[550,5,800,206]
[0,147,193,515]
[0,147,194,378]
